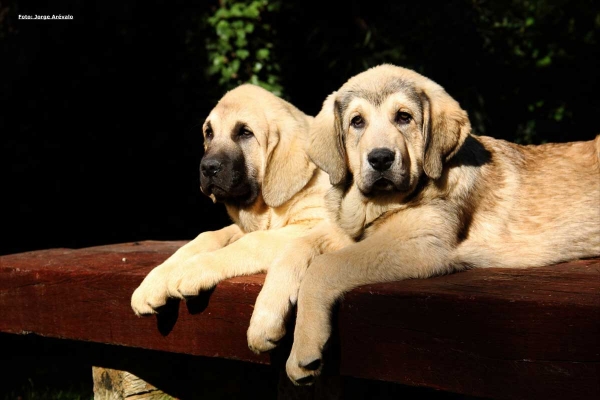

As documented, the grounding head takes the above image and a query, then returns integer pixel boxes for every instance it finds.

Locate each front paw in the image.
[285,306,331,385]
[165,261,220,298]
[247,308,287,354]
[286,341,324,386]
[131,254,220,316]
[131,265,173,316]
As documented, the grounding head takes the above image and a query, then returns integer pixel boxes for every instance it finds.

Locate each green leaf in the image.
[536,55,552,67]
[212,8,230,21]
[256,48,270,60]
[230,58,241,74]
[243,3,261,18]
[553,105,565,121]
[212,55,225,67]
[236,49,250,60]
[230,4,244,17]
[231,20,244,30]
[216,20,231,39]
[235,30,247,48]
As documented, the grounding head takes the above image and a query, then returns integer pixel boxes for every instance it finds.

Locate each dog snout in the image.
[367,148,395,171]
[201,158,223,177]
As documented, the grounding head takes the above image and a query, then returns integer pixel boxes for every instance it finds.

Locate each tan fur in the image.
[131,84,352,353]
[286,64,600,384]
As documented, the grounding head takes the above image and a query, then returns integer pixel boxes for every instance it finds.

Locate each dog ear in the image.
[261,105,317,208]
[306,92,347,185]
[421,90,471,180]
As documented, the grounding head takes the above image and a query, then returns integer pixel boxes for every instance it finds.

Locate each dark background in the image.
[2,0,599,256]
[1,1,599,398]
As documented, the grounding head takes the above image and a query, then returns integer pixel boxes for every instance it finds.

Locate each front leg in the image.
[286,209,459,385]
[132,225,310,315]
[247,221,353,353]
[131,224,243,315]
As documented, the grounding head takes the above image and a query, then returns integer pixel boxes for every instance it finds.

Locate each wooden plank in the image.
[0,241,599,399]
[337,259,600,399]
[0,241,269,365]
[92,367,169,400]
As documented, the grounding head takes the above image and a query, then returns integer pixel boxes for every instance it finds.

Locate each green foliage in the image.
[470,0,599,143]
[206,0,283,96]
[204,0,599,145]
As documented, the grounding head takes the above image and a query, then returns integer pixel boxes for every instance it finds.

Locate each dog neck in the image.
[225,198,271,233]
[225,170,331,233]
[326,183,410,240]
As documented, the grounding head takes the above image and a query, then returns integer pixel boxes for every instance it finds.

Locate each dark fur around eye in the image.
[396,111,412,124]
[351,115,365,129]
[238,127,254,138]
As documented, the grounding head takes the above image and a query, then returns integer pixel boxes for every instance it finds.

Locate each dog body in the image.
[286,64,600,383]
[131,84,350,352]
[328,135,600,269]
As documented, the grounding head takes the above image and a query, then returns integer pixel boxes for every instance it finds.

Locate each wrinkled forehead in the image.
[337,79,423,117]
[204,100,267,131]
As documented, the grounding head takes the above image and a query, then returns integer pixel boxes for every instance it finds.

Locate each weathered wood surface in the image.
[0,241,269,364]
[93,367,168,400]
[0,241,599,399]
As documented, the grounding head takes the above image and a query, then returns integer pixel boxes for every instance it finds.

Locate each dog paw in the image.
[131,254,221,316]
[286,346,324,386]
[165,263,220,298]
[285,308,332,385]
[247,309,287,354]
[131,267,172,316]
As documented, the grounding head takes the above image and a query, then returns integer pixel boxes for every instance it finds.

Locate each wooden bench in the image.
[0,241,598,399]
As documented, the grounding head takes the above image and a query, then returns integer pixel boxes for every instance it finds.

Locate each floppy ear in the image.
[261,107,317,208]
[306,92,347,185]
[421,90,471,180]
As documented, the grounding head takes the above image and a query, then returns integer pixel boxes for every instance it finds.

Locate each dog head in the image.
[308,64,471,197]
[200,84,316,208]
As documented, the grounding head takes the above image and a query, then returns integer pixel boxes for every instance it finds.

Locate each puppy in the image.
[285,64,600,384]
[131,84,350,352]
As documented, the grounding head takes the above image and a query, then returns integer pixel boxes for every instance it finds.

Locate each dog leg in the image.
[247,221,353,353]
[131,224,243,315]
[246,241,315,354]
[286,210,458,384]
[132,225,310,315]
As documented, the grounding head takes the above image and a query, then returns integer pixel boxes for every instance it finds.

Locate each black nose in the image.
[367,148,395,171]
[200,158,223,177]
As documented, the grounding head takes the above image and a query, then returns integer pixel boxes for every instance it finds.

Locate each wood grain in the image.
[0,241,598,399]
[93,367,169,400]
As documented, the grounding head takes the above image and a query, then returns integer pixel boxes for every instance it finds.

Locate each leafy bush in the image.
[206,0,283,96]
[205,0,600,144]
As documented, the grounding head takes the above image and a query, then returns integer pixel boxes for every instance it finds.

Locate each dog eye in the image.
[395,111,412,124]
[350,115,365,129]
[205,128,213,139]
[239,127,254,138]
